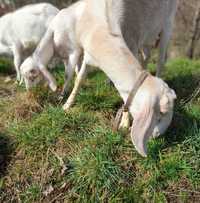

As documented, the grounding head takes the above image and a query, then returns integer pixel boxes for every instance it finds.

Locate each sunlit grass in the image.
[0,58,200,202]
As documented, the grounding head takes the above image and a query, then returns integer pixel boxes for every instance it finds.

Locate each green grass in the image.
[0,57,14,74]
[0,58,200,202]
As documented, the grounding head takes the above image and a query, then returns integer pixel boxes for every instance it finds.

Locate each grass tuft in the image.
[0,57,14,74]
[8,106,67,153]
[67,128,130,202]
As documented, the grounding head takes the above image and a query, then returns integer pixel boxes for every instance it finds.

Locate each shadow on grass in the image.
[0,132,14,178]
[149,66,200,159]
[165,106,200,146]
[166,73,200,102]
[0,57,14,75]
[165,63,200,141]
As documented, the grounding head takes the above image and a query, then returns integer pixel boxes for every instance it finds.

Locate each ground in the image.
[0,58,200,202]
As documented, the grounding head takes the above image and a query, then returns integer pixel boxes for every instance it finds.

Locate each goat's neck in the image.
[102,56,142,103]
[33,31,54,67]
[109,63,142,103]
[85,29,143,103]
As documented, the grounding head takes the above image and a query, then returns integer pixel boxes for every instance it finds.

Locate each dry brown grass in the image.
[10,92,42,120]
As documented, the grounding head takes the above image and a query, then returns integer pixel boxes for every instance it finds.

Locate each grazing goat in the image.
[20,2,83,95]
[107,0,178,76]
[0,3,59,81]
[21,0,177,157]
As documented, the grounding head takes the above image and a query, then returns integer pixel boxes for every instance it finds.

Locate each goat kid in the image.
[0,3,59,81]
[20,2,84,96]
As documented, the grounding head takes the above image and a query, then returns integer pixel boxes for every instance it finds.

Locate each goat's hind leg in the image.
[156,23,173,77]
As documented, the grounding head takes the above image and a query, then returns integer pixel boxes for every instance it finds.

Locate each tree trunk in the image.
[187,4,200,58]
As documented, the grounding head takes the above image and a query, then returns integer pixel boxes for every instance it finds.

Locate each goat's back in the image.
[0,3,59,49]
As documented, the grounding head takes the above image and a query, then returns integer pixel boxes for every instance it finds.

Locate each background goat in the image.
[20,1,84,96]
[0,3,59,81]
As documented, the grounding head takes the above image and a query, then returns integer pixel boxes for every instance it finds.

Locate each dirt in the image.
[0,74,44,123]
[0,75,16,99]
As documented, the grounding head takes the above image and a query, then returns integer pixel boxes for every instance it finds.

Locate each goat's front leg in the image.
[59,60,75,99]
[75,56,83,75]
[63,55,87,111]
[60,53,80,100]
[12,43,22,82]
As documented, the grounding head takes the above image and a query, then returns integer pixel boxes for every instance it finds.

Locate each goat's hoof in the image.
[19,79,24,86]
[4,76,12,83]
[14,80,18,85]
[63,103,72,112]
[16,75,21,82]
[58,95,64,103]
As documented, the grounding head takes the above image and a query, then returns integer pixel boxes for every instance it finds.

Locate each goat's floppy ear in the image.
[39,65,57,92]
[131,100,157,157]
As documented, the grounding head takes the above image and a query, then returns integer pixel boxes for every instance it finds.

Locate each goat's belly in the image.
[54,33,78,59]
[23,41,37,49]
[22,37,40,49]
[54,43,69,59]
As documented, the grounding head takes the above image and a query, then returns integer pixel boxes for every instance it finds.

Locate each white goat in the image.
[0,3,59,81]
[20,2,83,96]
[107,0,178,76]
[21,0,177,157]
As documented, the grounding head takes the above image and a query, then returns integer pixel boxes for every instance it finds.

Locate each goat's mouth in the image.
[152,110,174,138]
[23,76,42,91]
